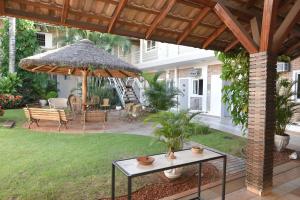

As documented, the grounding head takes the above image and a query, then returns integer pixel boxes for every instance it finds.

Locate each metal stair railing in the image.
[108,77,126,107]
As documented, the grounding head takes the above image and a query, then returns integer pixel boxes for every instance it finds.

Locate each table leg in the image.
[222,156,227,200]
[128,177,132,200]
[112,164,115,200]
[198,162,202,199]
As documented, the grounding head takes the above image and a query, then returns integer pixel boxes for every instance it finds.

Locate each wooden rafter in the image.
[119,70,130,77]
[202,24,227,48]
[177,7,210,44]
[0,0,5,15]
[47,66,58,73]
[250,17,261,46]
[61,0,70,24]
[225,40,240,52]
[214,2,258,53]
[272,0,300,53]
[108,0,128,33]
[145,0,176,39]
[260,0,279,52]
[31,65,45,71]
[181,0,215,8]
[105,69,113,77]
[286,41,300,54]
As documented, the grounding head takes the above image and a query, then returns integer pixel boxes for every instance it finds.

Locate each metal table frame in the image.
[112,148,227,200]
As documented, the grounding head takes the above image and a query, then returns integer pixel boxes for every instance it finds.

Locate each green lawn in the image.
[0,109,246,200]
[191,129,247,157]
[0,110,164,200]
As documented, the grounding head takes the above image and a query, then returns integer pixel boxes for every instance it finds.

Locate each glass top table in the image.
[112,148,227,200]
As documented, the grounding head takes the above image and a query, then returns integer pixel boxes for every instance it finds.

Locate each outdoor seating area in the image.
[1,0,300,200]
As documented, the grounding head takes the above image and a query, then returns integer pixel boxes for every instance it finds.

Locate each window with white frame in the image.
[146,40,156,51]
[37,33,46,47]
[193,79,203,95]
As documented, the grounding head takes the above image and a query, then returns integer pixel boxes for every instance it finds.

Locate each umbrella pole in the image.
[82,70,88,111]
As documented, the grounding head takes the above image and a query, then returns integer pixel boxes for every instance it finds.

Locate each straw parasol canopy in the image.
[19,39,141,110]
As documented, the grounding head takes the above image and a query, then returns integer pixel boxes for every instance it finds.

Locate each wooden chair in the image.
[23,107,72,131]
[122,103,134,120]
[101,98,110,111]
[89,95,100,110]
[68,95,82,115]
[129,104,143,121]
[81,111,107,130]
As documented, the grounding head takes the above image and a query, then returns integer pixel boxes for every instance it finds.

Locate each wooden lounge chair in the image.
[129,104,143,121]
[23,107,71,131]
[81,111,107,130]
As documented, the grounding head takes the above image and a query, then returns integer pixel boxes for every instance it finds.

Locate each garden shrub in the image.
[0,94,23,109]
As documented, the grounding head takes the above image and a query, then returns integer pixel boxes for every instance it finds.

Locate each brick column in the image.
[246,52,277,195]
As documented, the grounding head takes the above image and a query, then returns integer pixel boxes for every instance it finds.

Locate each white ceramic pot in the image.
[39,99,47,107]
[164,167,183,179]
[274,134,290,152]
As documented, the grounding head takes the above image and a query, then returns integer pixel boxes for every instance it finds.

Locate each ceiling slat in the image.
[177,7,210,44]
[61,0,70,24]
[146,0,177,39]
[202,24,227,49]
[108,0,128,33]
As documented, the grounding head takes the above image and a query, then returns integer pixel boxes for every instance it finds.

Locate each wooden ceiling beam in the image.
[260,0,279,52]
[214,2,258,53]
[145,0,177,39]
[272,0,300,53]
[202,24,227,48]
[31,65,45,71]
[250,17,261,46]
[61,0,70,24]
[180,0,215,8]
[285,41,300,54]
[108,0,128,33]
[225,40,240,52]
[105,69,113,77]
[177,7,210,44]
[119,70,130,77]
[246,0,257,8]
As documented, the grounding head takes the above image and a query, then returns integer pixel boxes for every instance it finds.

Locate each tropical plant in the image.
[46,91,58,99]
[31,74,57,99]
[145,110,209,154]
[277,55,291,63]
[55,27,131,54]
[0,73,22,95]
[143,71,181,112]
[275,78,299,136]
[216,50,249,133]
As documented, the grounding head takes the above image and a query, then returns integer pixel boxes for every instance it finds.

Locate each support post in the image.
[81,70,88,111]
[246,52,277,195]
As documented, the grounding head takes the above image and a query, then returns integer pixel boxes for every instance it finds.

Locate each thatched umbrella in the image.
[19,39,140,110]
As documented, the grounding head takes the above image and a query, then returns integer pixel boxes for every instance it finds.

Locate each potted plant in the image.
[275,79,299,151]
[145,110,209,179]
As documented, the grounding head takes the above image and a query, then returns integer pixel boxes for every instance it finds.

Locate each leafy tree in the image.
[0,18,57,104]
[216,50,249,132]
[143,71,181,112]
[55,27,131,54]
[0,73,22,94]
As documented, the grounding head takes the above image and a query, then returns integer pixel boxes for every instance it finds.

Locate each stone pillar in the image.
[246,52,277,195]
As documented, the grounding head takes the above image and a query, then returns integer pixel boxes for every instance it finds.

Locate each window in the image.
[36,33,46,47]
[193,79,203,95]
[146,40,156,51]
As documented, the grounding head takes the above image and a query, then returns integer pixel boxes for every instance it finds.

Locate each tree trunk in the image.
[8,17,16,73]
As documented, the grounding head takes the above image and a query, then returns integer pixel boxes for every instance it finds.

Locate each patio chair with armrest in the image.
[89,95,100,110]
[129,104,143,121]
[101,98,110,111]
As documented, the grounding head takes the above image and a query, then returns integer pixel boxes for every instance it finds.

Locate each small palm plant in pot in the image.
[145,110,209,178]
[275,78,299,151]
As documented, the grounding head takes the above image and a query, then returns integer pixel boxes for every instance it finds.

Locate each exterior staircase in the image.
[108,77,143,107]
[124,85,139,104]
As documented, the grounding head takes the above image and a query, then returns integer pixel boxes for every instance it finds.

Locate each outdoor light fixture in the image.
[68,68,71,75]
